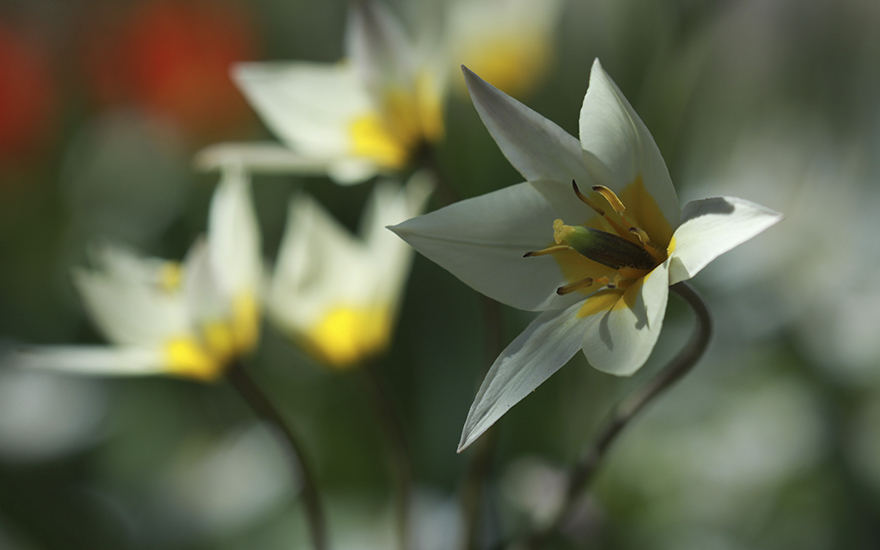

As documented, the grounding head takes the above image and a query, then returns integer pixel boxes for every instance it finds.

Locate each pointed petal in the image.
[345,0,414,101]
[668,196,783,284]
[10,346,167,377]
[580,260,670,376]
[193,142,336,175]
[269,192,367,332]
[458,303,585,451]
[74,244,188,347]
[579,59,680,229]
[390,181,599,311]
[208,166,262,296]
[233,62,376,157]
[463,66,590,184]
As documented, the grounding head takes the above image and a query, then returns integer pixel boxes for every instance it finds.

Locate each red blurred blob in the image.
[84,0,259,144]
[0,25,57,163]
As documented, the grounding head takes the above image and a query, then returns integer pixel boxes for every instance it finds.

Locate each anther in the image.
[524,244,569,258]
[629,227,650,245]
[572,180,605,216]
[556,277,594,295]
[592,185,627,215]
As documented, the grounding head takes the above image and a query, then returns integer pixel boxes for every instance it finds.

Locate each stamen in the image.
[524,244,570,258]
[592,185,627,215]
[572,180,605,216]
[629,227,650,245]
[556,277,594,295]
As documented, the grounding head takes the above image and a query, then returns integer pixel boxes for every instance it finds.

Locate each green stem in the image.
[360,359,414,550]
[461,296,506,550]
[526,281,712,548]
[227,360,328,550]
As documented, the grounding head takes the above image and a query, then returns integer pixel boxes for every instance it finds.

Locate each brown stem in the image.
[227,360,328,550]
[360,359,414,550]
[526,281,712,548]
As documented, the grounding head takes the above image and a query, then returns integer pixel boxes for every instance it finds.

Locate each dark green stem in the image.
[359,359,414,550]
[525,281,712,548]
[460,296,505,550]
[227,360,328,550]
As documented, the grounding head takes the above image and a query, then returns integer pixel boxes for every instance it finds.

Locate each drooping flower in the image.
[390,60,782,451]
[10,166,262,381]
[268,172,433,369]
[196,0,563,183]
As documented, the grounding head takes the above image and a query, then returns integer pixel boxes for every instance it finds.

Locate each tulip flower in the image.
[391,60,782,450]
[11,166,262,381]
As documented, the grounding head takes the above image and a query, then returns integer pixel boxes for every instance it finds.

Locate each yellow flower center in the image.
[457,34,552,96]
[526,177,673,306]
[163,294,261,381]
[299,305,393,370]
[349,70,444,169]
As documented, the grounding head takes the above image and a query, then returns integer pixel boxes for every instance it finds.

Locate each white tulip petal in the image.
[579,59,679,228]
[233,62,374,160]
[193,142,335,175]
[208,166,262,295]
[390,181,587,312]
[668,196,784,285]
[458,302,586,451]
[345,0,415,99]
[269,193,369,330]
[580,260,670,376]
[10,346,167,376]
[463,66,590,184]
[183,238,229,325]
[74,246,188,347]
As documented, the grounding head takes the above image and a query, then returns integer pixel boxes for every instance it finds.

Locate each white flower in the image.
[391,60,782,450]
[195,0,563,183]
[11,167,262,381]
[268,172,433,368]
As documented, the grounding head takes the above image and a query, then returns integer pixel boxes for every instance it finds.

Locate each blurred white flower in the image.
[392,60,782,451]
[447,0,563,96]
[10,167,262,381]
[268,172,433,369]
[196,0,563,184]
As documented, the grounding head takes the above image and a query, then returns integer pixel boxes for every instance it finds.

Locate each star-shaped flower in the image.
[268,172,433,368]
[391,60,782,451]
[10,166,263,381]
[196,0,563,183]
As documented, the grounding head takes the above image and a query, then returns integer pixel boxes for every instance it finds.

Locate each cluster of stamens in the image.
[524,181,666,296]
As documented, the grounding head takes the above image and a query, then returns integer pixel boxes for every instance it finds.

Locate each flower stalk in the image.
[226,360,328,550]
[525,281,712,548]
[359,359,415,550]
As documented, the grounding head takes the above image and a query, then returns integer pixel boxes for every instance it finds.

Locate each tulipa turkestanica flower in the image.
[11,166,263,381]
[196,0,563,184]
[268,173,433,369]
[391,60,783,451]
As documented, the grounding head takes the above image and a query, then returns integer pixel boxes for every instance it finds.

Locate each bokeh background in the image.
[2,0,880,548]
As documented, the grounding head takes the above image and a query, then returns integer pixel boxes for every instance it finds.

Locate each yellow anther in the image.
[556,277,594,295]
[158,262,183,293]
[524,245,570,258]
[592,185,627,215]
[629,227,651,245]
[572,180,605,216]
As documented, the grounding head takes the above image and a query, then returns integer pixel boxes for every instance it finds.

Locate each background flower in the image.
[2,0,880,548]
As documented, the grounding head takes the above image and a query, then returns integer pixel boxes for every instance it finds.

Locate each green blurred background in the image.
[2,0,880,548]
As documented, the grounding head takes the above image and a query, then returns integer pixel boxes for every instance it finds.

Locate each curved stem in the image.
[227,361,328,550]
[526,281,712,548]
[360,359,414,550]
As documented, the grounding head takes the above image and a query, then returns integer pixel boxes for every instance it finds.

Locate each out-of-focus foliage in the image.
[1,0,880,549]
